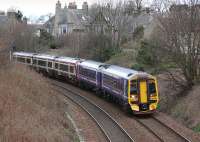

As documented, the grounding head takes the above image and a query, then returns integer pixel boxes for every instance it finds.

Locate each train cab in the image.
[101,65,159,114]
[129,74,159,114]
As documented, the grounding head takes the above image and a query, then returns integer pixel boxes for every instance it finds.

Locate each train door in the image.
[139,81,148,103]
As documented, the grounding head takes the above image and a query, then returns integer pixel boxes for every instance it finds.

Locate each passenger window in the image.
[48,62,52,68]
[38,60,46,66]
[55,63,59,69]
[149,82,156,93]
[130,80,137,94]
[60,64,68,71]
[17,57,25,63]
[33,59,37,65]
[70,66,74,73]
[26,58,31,64]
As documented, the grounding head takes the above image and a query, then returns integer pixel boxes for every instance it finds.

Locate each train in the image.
[12,52,159,114]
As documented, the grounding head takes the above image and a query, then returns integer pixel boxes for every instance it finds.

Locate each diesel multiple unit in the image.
[12,52,159,114]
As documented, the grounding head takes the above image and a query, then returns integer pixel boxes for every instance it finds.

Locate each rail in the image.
[51,80,134,142]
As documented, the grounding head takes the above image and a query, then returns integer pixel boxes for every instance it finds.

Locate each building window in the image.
[63,27,66,34]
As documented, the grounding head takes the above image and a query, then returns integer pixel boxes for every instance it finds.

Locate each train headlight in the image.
[150,93,157,102]
[150,93,156,97]
[131,95,138,102]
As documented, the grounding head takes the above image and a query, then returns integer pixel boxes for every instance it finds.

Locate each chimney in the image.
[56,0,61,13]
[0,11,5,15]
[68,2,77,9]
[82,2,88,15]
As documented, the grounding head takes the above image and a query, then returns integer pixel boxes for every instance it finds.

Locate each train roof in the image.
[54,56,82,64]
[13,52,36,57]
[33,54,56,60]
[101,65,147,79]
[79,60,105,70]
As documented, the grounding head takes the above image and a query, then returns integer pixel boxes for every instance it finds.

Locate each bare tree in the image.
[98,1,131,47]
[135,0,143,12]
[154,0,200,86]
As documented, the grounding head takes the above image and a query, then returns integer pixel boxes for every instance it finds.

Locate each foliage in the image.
[131,63,144,71]
[49,42,57,49]
[39,29,54,42]
[38,29,56,50]
[133,25,144,40]
[89,34,117,62]
[136,39,159,66]
[155,0,200,86]
[193,124,200,132]
[86,34,120,62]
[15,10,23,22]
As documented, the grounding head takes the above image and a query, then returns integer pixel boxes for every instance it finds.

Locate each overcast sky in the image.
[0,0,151,18]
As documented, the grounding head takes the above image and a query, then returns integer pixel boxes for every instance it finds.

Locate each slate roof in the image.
[0,15,8,25]
[44,8,90,30]
[59,9,90,28]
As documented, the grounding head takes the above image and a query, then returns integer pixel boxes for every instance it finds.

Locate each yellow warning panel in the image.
[140,81,147,103]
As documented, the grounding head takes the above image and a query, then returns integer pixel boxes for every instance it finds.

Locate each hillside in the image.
[170,85,200,132]
[0,64,78,141]
[156,71,200,133]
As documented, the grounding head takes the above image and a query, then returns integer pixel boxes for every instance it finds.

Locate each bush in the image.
[193,123,200,132]
[85,34,119,62]
[49,42,57,49]
[131,63,145,71]
[136,39,160,67]
[133,26,144,40]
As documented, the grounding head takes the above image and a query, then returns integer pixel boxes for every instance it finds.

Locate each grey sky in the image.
[0,0,151,18]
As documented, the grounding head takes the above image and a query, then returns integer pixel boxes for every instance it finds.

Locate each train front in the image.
[128,75,159,114]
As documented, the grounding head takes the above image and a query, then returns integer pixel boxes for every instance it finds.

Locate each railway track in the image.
[51,80,134,142]
[50,79,192,142]
[135,116,191,142]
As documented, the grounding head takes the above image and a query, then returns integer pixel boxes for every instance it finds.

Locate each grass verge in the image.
[0,63,78,142]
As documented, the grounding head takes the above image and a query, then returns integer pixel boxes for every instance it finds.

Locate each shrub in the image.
[131,63,145,71]
[133,26,144,40]
[136,39,158,66]
[193,123,200,133]
[85,34,120,62]
[49,42,57,49]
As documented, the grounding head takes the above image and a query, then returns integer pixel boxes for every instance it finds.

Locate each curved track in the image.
[51,80,134,142]
[135,116,191,142]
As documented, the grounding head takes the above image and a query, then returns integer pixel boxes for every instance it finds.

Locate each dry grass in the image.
[106,51,136,68]
[157,70,200,133]
[156,70,188,112]
[0,63,78,142]
[171,85,200,129]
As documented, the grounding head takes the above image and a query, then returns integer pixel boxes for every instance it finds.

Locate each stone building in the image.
[0,9,17,25]
[0,9,26,26]
[44,1,90,37]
